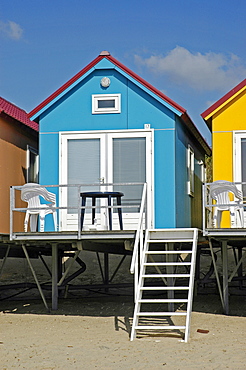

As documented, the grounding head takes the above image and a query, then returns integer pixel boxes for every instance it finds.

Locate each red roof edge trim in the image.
[106,55,186,114]
[201,78,246,119]
[28,53,186,119]
[28,55,104,118]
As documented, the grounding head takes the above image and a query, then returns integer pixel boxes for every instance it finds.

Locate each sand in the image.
[0,252,246,369]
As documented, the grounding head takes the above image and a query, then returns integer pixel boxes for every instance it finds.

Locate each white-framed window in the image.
[92,94,121,114]
[187,145,194,196]
[26,145,39,183]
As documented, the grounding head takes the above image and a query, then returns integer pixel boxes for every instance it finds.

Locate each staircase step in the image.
[147,239,194,243]
[138,299,188,303]
[137,312,187,316]
[144,262,191,266]
[142,274,190,278]
[145,250,192,254]
[135,325,186,330]
[140,286,189,290]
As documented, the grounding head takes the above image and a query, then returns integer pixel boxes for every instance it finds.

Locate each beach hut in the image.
[0,97,38,234]
[201,79,246,314]
[28,51,211,232]
[7,52,212,339]
[201,79,246,228]
[201,79,246,184]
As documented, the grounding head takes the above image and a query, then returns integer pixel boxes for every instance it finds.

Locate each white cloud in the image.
[134,46,246,92]
[0,20,23,40]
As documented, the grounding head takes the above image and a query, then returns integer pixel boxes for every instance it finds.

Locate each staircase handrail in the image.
[130,182,147,274]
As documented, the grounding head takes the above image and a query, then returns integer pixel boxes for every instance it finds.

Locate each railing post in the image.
[130,183,147,274]
[78,185,81,239]
[202,183,206,233]
[9,186,15,240]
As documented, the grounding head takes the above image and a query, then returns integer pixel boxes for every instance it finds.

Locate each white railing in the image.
[9,182,148,240]
[202,181,246,233]
[130,183,148,301]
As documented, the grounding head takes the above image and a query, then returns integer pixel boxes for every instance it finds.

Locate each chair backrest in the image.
[21,183,56,206]
[210,180,242,210]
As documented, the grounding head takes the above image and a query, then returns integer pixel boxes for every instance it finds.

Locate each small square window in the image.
[92,94,121,114]
[98,99,115,109]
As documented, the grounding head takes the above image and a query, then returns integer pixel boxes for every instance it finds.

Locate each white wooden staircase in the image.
[130,228,198,342]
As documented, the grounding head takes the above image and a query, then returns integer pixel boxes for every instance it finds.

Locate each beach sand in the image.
[0,251,246,369]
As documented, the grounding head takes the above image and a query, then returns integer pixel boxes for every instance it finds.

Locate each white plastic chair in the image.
[210,180,244,228]
[21,183,57,232]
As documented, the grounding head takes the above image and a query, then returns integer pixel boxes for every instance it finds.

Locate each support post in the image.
[208,239,225,312]
[221,240,229,315]
[52,243,58,310]
[104,252,109,291]
[166,242,174,312]
[22,244,49,311]
[0,245,10,277]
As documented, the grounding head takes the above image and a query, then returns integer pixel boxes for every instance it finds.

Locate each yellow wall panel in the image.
[209,90,246,227]
[212,131,233,181]
[213,91,246,132]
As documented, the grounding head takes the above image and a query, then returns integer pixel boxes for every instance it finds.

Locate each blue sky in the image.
[1,0,246,144]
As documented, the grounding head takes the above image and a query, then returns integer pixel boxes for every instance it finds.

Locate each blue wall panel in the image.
[39,132,59,231]
[154,129,176,228]
[175,119,191,227]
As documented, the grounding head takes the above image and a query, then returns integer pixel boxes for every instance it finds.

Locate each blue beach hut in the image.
[28,51,211,232]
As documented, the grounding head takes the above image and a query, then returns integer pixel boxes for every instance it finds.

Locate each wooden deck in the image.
[204,228,246,237]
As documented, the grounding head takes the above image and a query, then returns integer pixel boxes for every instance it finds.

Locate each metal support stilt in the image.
[0,245,10,278]
[52,243,58,310]
[21,244,49,311]
[222,240,229,315]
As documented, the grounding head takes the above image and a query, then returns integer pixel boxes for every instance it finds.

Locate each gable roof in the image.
[0,97,38,131]
[28,51,211,155]
[201,79,246,125]
[28,51,186,120]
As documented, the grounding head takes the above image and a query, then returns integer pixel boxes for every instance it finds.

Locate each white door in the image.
[107,132,153,229]
[60,133,106,230]
[60,130,153,230]
[234,131,246,224]
[234,132,246,188]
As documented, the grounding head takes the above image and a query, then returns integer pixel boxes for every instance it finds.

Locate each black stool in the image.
[80,191,124,231]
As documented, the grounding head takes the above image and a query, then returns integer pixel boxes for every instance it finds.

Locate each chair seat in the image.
[210,180,244,228]
[21,183,57,232]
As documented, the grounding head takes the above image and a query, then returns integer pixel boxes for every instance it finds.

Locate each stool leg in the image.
[81,197,86,231]
[117,196,123,230]
[108,196,112,230]
[92,197,96,224]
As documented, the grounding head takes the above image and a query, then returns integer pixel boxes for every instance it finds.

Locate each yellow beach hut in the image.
[201,79,246,183]
[201,79,246,227]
